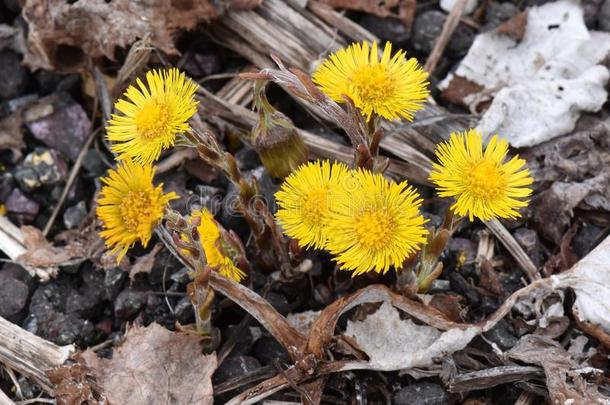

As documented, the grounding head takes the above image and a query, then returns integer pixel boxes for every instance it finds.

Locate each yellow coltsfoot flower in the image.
[96,160,178,262]
[430,129,534,221]
[312,41,429,121]
[326,170,428,276]
[275,160,352,249]
[193,209,246,282]
[107,68,198,164]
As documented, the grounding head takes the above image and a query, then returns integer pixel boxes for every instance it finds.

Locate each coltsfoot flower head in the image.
[275,160,352,249]
[326,170,428,276]
[429,129,534,221]
[96,160,178,262]
[193,209,246,282]
[107,68,198,164]
[312,41,429,121]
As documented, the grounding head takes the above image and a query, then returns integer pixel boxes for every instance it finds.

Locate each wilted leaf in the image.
[82,323,216,405]
[48,361,103,405]
[0,110,26,162]
[344,302,479,370]
[22,0,261,72]
[18,226,77,267]
[554,234,610,335]
[508,335,608,404]
[531,169,610,244]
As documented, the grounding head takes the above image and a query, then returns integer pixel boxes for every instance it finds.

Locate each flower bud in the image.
[252,82,308,178]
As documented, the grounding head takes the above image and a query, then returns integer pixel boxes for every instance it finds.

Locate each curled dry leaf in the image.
[344,302,479,371]
[22,0,262,72]
[552,234,610,335]
[531,169,610,244]
[508,335,609,404]
[18,226,83,268]
[81,323,216,405]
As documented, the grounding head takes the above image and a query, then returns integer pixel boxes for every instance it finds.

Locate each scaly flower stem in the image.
[186,125,293,275]
[414,209,463,293]
[187,267,215,334]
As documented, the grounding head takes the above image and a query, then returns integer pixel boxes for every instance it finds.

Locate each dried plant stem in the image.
[0,388,15,405]
[208,272,306,356]
[424,0,469,73]
[188,118,292,274]
[485,219,540,282]
[43,129,98,236]
[0,316,74,394]
[214,0,471,165]
[0,218,56,281]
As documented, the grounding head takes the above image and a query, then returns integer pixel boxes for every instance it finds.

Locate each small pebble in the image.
[252,336,289,366]
[63,201,87,229]
[484,319,518,350]
[393,382,448,405]
[173,296,195,325]
[25,92,92,161]
[0,49,30,100]
[6,188,39,224]
[104,267,127,301]
[0,270,30,322]
[14,148,67,192]
[114,289,147,321]
[359,15,410,44]
[213,354,261,384]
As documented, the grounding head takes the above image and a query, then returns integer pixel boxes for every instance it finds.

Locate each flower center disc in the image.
[120,190,155,232]
[351,65,393,106]
[467,160,504,199]
[303,188,328,224]
[355,208,393,250]
[135,101,170,139]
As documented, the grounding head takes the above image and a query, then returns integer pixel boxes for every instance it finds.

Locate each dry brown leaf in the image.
[320,0,399,17]
[429,294,466,323]
[48,360,104,405]
[0,110,26,162]
[508,335,608,404]
[398,0,417,32]
[82,323,216,405]
[496,10,528,42]
[18,226,77,267]
[22,0,261,72]
[129,243,162,281]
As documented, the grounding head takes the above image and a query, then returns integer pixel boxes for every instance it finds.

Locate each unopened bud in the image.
[252,82,308,178]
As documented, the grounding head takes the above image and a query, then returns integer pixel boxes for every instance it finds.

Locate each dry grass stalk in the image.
[0,316,74,394]
[0,388,14,405]
[424,0,470,73]
[0,218,56,281]
[210,0,469,162]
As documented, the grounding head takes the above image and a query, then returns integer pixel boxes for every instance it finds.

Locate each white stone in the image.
[440,0,478,15]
